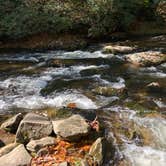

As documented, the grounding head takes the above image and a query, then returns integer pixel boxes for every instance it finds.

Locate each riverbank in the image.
[0,24,166,52]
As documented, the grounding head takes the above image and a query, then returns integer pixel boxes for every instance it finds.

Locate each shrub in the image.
[0,0,163,39]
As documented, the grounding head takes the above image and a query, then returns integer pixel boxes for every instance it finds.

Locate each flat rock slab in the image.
[26,136,56,152]
[52,115,90,141]
[0,144,32,166]
[1,113,23,133]
[125,51,166,66]
[16,113,52,143]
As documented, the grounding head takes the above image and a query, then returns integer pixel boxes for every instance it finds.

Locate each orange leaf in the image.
[67,103,77,109]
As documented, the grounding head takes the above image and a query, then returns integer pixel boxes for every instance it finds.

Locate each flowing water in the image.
[0,36,166,166]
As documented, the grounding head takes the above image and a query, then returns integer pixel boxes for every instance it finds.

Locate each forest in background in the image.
[0,0,165,41]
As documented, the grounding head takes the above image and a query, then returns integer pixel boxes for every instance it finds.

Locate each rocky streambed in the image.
[0,35,166,166]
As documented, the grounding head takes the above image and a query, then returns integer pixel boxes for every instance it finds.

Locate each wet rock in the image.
[52,115,90,141]
[16,113,52,144]
[40,78,94,96]
[47,58,110,68]
[0,143,19,157]
[93,86,127,97]
[0,144,32,166]
[80,66,109,77]
[89,137,107,165]
[47,59,79,67]
[1,113,23,133]
[125,51,166,67]
[103,45,134,54]
[26,136,56,152]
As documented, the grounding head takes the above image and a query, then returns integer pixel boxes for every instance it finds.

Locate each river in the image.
[0,36,166,166]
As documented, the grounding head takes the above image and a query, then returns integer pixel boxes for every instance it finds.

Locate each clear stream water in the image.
[0,37,166,166]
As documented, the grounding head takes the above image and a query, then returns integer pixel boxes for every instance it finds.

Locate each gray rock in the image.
[0,144,32,166]
[26,136,56,152]
[89,137,106,165]
[16,113,52,143]
[125,51,166,66]
[52,115,90,141]
[1,113,23,133]
[0,143,19,157]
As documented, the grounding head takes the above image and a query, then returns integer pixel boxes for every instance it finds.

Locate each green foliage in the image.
[0,0,163,39]
[0,0,72,39]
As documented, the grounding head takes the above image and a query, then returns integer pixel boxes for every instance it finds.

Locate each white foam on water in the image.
[13,91,98,110]
[134,117,166,149]
[0,76,49,96]
[159,63,166,68]
[153,100,166,108]
[98,76,126,89]
[139,66,157,72]
[0,100,8,110]
[43,65,109,77]
[150,72,166,78]
[60,50,113,59]
[123,144,166,166]
[26,50,112,60]
[138,65,166,78]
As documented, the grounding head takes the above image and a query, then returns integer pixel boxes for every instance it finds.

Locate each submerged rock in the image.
[103,45,134,54]
[1,113,23,133]
[26,136,56,152]
[0,144,32,166]
[93,86,127,97]
[125,51,166,67]
[52,115,90,141]
[16,113,52,144]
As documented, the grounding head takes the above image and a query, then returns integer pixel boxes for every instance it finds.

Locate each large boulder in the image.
[0,144,32,166]
[1,113,23,133]
[125,51,166,67]
[89,138,107,165]
[16,113,52,144]
[52,115,90,141]
[26,136,56,152]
